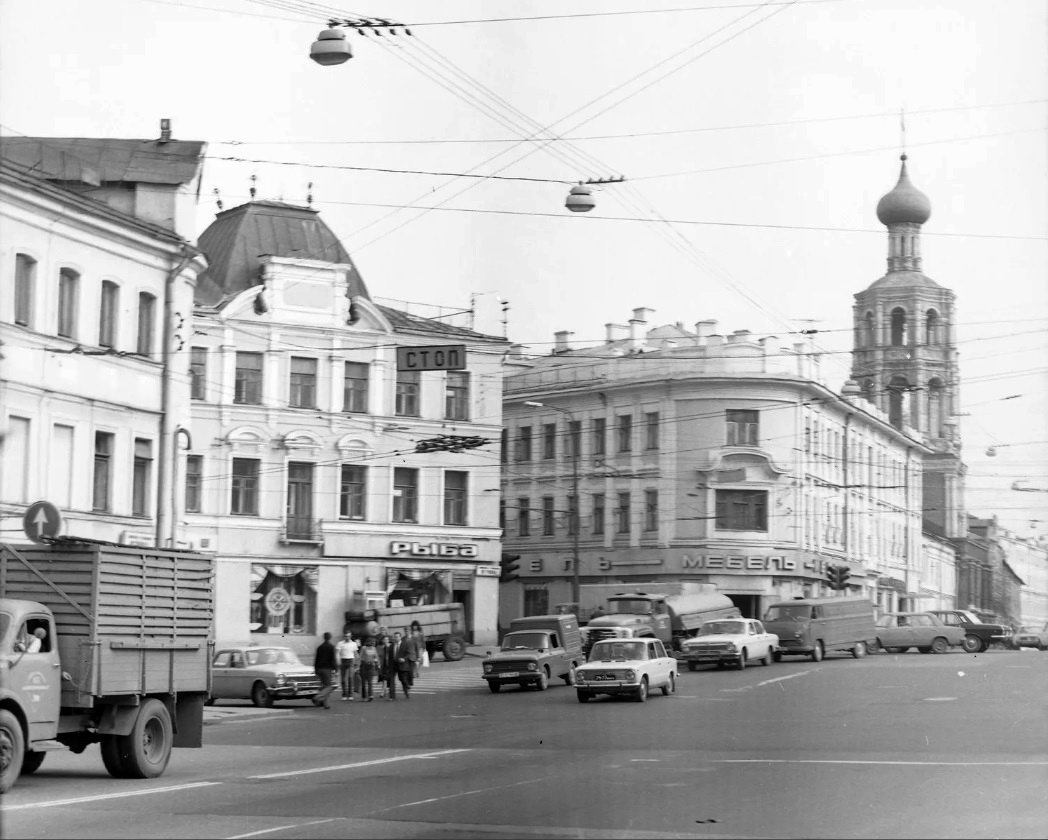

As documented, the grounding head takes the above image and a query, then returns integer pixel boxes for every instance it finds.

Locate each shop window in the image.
[250,564,318,635]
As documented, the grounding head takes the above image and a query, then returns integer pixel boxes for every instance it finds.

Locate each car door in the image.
[879,616,910,648]
[211,650,234,696]
[653,639,672,685]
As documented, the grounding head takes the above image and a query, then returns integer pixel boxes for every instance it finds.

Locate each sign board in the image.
[396,344,466,372]
[23,501,62,543]
[475,565,501,577]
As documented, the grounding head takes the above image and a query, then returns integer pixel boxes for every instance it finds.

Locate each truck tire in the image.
[810,642,824,662]
[0,709,26,794]
[687,661,698,671]
[21,751,46,775]
[115,699,173,779]
[535,668,549,691]
[101,735,129,778]
[442,636,466,662]
[961,634,981,654]
[852,641,866,659]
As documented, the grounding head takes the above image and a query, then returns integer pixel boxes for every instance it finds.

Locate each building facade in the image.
[183,201,508,650]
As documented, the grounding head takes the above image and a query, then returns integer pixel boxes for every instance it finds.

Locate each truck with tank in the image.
[0,540,214,793]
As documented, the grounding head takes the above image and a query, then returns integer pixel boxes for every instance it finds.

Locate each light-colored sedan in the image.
[1011,623,1048,651]
[574,638,677,703]
[209,645,322,707]
[679,618,779,671]
[874,612,966,654]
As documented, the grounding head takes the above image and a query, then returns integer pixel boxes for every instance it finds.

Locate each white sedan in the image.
[679,619,779,671]
[573,638,677,703]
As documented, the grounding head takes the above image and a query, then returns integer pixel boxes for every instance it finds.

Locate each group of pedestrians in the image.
[312,621,427,708]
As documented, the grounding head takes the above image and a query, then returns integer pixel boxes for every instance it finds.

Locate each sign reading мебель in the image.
[396,345,466,372]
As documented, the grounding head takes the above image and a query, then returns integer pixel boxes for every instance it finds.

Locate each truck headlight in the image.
[483,663,493,673]
[527,662,538,671]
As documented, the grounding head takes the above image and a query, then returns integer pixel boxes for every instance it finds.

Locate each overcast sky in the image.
[2,0,1045,537]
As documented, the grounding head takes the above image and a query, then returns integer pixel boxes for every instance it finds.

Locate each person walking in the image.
[358,636,379,702]
[336,632,359,700]
[409,621,426,679]
[378,633,399,700]
[393,630,415,699]
[313,631,338,709]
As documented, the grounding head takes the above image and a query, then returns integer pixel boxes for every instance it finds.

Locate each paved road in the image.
[4,648,1046,839]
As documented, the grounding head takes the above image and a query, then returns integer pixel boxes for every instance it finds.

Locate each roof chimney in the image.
[553,330,573,354]
[629,307,652,349]
[605,323,629,343]
[694,320,717,345]
[159,118,172,144]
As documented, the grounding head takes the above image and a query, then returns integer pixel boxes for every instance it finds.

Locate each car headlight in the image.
[725,643,736,652]
[275,673,287,686]
[575,671,587,683]
[527,662,538,671]
[483,663,493,673]
[625,669,636,680]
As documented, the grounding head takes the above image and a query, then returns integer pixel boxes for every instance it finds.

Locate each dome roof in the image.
[865,270,942,291]
[876,155,931,226]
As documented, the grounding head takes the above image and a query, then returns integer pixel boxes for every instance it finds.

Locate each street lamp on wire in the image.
[523,401,581,607]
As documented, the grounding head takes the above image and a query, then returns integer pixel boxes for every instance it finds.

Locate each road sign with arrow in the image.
[22,500,62,543]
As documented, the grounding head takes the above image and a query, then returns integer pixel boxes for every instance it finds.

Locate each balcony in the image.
[281,517,324,545]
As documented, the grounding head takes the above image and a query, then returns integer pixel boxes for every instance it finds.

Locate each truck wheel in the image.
[117,699,173,779]
[488,681,501,694]
[736,650,747,671]
[810,642,824,662]
[251,682,274,708]
[687,661,698,672]
[635,678,648,703]
[931,637,949,654]
[961,634,981,653]
[0,709,26,794]
[852,641,866,659]
[442,636,466,662]
[101,735,129,778]
[535,668,549,691]
[21,751,45,775]
[577,690,590,703]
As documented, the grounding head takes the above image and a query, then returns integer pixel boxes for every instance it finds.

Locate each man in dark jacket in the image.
[313,632,338,709]
[393,630,417,698]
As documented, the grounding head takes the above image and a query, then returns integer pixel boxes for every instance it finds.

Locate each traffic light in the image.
[826,564,852,590]
[500,553,521,583]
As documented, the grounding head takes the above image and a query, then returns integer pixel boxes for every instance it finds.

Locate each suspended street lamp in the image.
[564,176,626,213]
[310,27,353,66]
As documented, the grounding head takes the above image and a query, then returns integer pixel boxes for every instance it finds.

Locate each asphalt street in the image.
[4,648,1046,839]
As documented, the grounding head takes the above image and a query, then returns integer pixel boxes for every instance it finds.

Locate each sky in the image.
[2,0,1045,538]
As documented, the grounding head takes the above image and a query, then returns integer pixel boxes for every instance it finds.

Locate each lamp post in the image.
[523,401,581,608]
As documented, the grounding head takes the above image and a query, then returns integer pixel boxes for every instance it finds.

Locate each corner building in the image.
[184,200,507,649]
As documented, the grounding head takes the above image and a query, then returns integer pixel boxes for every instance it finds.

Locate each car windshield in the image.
[1019,625,1040,633]
[875,615,897,628]
[607,599,654,615]
[500,632,549,651]
[764,605,812,621]
[246,648,301,666]
[590,641,646,661]
[699,620,746,636]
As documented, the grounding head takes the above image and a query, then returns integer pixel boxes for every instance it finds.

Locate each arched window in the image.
[925,309,939,345]
[863,311,875,348]
[890,308,907,346]
[888,376,910,429]
[927,379,944,438]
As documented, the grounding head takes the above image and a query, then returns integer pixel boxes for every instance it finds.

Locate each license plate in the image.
[498,672,520,678]
[593,674,617,681]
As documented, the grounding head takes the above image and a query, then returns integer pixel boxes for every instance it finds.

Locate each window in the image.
[726,410,759,445]
[395,370,420,417]
[592,493,605,535]
[190,347,207,400]
[542,424,556,459]
[515,426,532,462]
[500,428,508,464]
[92,431,114,512]
[58,268,78,338]
[98,281,119,348]
[645,412,659,450]
[499,498,506,529]
[339,464,367,519]
[185,455,203,513]
[517,497,531,537]
[616,492,631,534]
[445,371,469,420]
[3,417,30,503]
[234,352,263,405]
[567,494,578,535]
[890,307,907,346]
[286,462,315,538]
[524,587,550,617]
[251,564,317,635]
[444,470,468,525]
[715,489,768,531]
[568,421,582,459]
[289,357,317,408]
[50,424,74,508]
[542,496,555,535]
[644,489,658,531]
[132,438,152,516]
[617,415,632,453]
[392,467,419,523]
[343,362,369,413]
[136,292,155,356]
[592,418,606,457]
[231,458,260,515]
[14,254,35,327]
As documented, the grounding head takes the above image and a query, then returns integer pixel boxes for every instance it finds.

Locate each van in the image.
[482,614,583,692]
[763,597,876,661]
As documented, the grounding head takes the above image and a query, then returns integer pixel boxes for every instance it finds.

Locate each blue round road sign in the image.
[23,501,62,543]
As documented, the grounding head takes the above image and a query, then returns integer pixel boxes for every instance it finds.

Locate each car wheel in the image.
[931,637,949,654]
[885,647,907,654]
[761,647,773,666]
[961,634,981,654]
[868,638,881,654]
[736,650,747,671]
[773,651,783,663]
[810,642,824,663]
[563,666,576,686]
[535,668,549,691]
[852,641,866,659]
[577,690,590,703]
[662,673,675,696]
[251,682,274,708]
[488,681,501,693]
[21,751,45,776]
[918,647,932,654]
[687,661,698,671]
[635,678,648,703]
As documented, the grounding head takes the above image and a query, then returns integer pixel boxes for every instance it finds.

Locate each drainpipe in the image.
[156,244,194,548]
[843,412,852,597]
[171,427,193,548]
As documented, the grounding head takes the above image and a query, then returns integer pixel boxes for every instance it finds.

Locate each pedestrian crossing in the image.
[394,669,486,695]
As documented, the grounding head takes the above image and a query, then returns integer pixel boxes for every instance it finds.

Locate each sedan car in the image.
[209,645,322,707]
[574,638,677,703]
[1011,623,1048,651]
[679,618,779,671]
[873,612,966,654]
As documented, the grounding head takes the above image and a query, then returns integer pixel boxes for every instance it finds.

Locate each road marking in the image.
[0,781,222,811]
[227,818,336,839]
[924,697,957,702]
[755,671,811,687]
[717,759,1048,766]
[248,748,472,779]
[369,776,545,814]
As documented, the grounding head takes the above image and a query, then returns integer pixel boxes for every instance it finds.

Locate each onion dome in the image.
[876,155,931,225]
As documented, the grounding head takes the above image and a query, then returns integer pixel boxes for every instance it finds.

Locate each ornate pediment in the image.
[695,449,788,482]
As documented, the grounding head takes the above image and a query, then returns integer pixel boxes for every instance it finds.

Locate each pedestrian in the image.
[358,636,379,702]
[336,632,359,700]
[393,630,415,699]
[410,621,426,679]
[378,633,399,700]
[313,631,337,709]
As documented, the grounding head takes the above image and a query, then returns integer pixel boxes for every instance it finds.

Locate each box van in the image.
[482,614,583,692]
[763,597,876,661]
